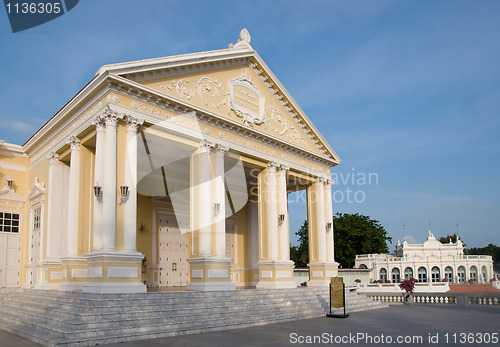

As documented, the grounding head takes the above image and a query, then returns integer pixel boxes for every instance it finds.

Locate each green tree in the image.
[333,213,391,268]
[467,243,500,273]
[438,233,467,247]
[290,220,309,267]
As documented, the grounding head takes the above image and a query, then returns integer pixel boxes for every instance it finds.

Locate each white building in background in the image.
[355,231,494,284]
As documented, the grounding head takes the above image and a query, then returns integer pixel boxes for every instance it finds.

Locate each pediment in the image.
[0,188,25,202]
[100,47,340,165]
[27,177,45,200]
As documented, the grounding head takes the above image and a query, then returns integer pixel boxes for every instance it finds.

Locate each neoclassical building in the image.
[0,30,340,293]
[355,231,494,284]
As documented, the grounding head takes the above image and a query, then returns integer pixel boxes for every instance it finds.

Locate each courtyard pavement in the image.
[1,305,499,346]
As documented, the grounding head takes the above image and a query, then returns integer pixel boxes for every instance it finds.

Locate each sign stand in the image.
[326,277,349,318]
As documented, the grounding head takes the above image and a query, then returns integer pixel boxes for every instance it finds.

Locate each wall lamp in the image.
[279,213,286,226]
[326,222,332,231]
[93,183,102,198]
[213,202,221,217]
[6,177,13,189]
[119,184,129,204]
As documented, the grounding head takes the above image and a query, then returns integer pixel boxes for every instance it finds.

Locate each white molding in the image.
[108,267,137,279]
[207,269,229,279]
[88,267,103,278]
[191,269,203,279]
[0,162,26,171]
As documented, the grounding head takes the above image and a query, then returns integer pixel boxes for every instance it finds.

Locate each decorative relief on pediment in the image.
[154,71,312,150]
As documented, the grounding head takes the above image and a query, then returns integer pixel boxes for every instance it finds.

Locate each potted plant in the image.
[399,277,417,304]
[141,256,148,274]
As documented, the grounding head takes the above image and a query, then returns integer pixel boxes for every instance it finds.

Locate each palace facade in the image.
[0,30,340,293]
[355,231,494,284]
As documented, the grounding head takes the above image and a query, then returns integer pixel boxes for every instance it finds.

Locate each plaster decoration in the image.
[0,188,25,202]
[50,271,62,280]
[276,271,291,279]
[72,268,88,279]
[191,269,203,279]
[157,77,228,110]
[48,152,60,165]
[27,177,46,201]
[228,28,253,50]
[229,71,266,126]
[207,269,229,279]
[277,164,290,173]
[199,139,213,152]
[213,143,229,154]
[317,177,326,186]
[131,100,171,120]
[267,161,278,173]
[261,270,273,279]
[102,106,120,126]
[125,115,143,130]
[217,131,276,157]
[92,114,106,131]
[108,267,137,278]
[88,267,102,278]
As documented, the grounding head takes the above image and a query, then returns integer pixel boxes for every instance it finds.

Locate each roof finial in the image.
[229,28,253,50]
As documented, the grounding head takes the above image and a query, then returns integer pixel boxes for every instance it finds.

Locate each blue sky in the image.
[1,1,499,248]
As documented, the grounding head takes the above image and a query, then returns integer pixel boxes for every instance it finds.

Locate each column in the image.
[255,162,295,289]
[124,116,143,252]
[267,162,279,260]
[187,140,234,291]
[213,144,228,257]
[102,111,118,251]
[66,136,81,257]
[92,116,105,251]
[277,165,290,261]
[325,179,335,263]
[306,176,339,287]
[45,152,60,259]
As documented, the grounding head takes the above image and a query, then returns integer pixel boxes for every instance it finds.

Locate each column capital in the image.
[267,161,278,173]
[125,115,144,131]
[317,177,326,186]
[326,179,335,186]
[92,115,106,131]
[68,136,80,151]
[277,164,290,173]
[48,152,60,165]
[102,106,120,126]
[213,143,229,155]
[199,139,213,152]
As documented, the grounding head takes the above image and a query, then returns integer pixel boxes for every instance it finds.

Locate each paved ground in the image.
[2,305,500,346]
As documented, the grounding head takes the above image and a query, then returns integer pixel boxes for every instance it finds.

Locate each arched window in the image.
[457,266,466,283]
[359,264,368,269]
[482,266,488,283]
[445,266,454,283]
[418,267,427,283]
[379,268,387,282]
[392,268,401,283]
[404,267,413,280]
[431,266,441,283]
[470,266,478,282]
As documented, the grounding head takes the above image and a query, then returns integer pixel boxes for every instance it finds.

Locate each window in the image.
[33,207,41,230]
[0,212,20,233]
[379,268,387,282]
[482,266,488,283]
[470,266,478,282]
[418,267,427,283]
[404,267,413,280]
[445,266,454,283]
[431,266,441,283]
[392,268,401,283]
[457,266,466,283]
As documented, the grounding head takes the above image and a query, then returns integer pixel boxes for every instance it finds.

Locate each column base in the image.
[307,262,339,287]
[256,260,296,289]
[187,257,235,291]
[82,250,146,294]
[59,256,88,292]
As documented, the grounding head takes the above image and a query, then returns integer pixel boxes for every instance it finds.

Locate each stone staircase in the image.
[0,287,387,346]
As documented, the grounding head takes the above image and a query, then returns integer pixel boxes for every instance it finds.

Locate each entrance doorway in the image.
[158,215,188,287]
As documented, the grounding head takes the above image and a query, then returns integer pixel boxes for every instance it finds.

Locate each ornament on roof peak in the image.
[427,229,435,240]
[229,28,253,50]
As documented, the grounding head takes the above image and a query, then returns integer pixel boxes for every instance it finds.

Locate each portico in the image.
[0,29,341,293]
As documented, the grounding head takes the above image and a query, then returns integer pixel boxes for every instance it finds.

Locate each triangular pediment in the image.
[27,177,45,200]
[98,45,340,165]
[0,188,25,202]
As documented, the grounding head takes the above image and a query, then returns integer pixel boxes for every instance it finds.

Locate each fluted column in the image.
[267,162,279,260]
[325,179,335,263]
[92,116,105,251]
[198,140,212,257]
[102,111,118,251]
[213,144,228,257]
[66,136,81,257]
[277,165,290,261]
[316,178,327,263]
[45,152,60,259]
[124,116,143,252]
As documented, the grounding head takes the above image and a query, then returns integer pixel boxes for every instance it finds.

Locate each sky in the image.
[1,0,499,249]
